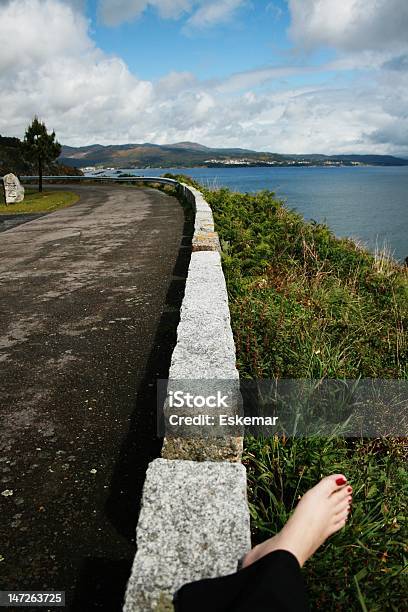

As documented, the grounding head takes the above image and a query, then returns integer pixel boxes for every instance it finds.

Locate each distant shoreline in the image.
[59,141,408,172]
[84,162,407,174]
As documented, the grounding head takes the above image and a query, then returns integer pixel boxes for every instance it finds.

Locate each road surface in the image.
[0,184,189,610]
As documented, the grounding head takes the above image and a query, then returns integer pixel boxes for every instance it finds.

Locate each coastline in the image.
[82,166,408,262]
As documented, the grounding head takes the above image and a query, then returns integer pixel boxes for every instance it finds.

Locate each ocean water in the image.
[94,166,408,261]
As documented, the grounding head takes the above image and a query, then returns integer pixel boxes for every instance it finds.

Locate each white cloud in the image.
[97,0,246,28]
[265,2,283,21]
[186,0,245,29]
[0,0,92,73]
[155,71,198,96]
[98,0,193,27]
[288,0,408,52]
[0,0,153,142]
[1,0,408,155]
[215,65,316,94]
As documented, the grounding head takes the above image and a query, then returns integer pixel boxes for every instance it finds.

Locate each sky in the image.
[1,0,408,154]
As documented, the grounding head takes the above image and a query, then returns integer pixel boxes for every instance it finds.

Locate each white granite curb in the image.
[179,183,220,252]
[124,183,251,611]
[124,460,251,612]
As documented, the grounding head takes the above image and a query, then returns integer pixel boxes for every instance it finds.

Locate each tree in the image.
[23,117,61,192]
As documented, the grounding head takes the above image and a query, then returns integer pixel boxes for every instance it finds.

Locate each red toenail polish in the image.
[347,486,352,492]
[336,477,347,486]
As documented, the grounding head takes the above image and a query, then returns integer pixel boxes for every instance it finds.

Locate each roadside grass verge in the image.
[170,176,407,611]
[0,189,79,214]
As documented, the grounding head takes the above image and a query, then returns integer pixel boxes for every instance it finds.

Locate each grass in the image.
[0,189,79,214]
[244,436,407,611]
[170,176,408,611]
[204,187,407,380]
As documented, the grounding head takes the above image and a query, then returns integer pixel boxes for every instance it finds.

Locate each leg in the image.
[174,475,352,612]
[243,474,352,568]
[174,549,308,612]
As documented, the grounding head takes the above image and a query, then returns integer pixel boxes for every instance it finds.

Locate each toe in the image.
[332,486,352,505]
[328,515,347,536]
[323,474,348,494]
[334,516,347,530]
[333,496,351,515]
[335,506,350,522]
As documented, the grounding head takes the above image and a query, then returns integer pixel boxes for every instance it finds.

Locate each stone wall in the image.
[123,182,251,611]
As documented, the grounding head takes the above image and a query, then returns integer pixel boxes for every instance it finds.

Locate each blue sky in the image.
[87,1,339,89]
[88,1,295,81]
[1,0,408,154]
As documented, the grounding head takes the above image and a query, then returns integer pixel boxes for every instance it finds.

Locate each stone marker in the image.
[3,173,25,205]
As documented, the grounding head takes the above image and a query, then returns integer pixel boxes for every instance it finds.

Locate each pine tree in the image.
[23,117,61,192]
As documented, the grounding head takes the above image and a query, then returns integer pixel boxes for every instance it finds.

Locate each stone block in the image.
[192,231,221,252]
[169,251,238,380]
[123,459,251,612]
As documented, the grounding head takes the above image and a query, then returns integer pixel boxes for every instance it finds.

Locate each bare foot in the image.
[242,475,352,569]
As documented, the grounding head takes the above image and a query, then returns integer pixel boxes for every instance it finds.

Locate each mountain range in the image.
[59,141,408,169]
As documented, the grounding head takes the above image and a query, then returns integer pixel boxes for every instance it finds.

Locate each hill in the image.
[59,141,408,169]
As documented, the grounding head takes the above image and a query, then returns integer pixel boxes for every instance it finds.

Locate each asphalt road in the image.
[0,213,46,233]
[0,184,190,611]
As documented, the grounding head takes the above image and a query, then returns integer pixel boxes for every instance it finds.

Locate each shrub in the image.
[201,183,407,610]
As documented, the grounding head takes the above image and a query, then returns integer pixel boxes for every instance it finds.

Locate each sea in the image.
[87,166,408,262]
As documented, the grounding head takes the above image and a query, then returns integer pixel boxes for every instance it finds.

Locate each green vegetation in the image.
[23,118,62,192]
[245,436,407,611]
[0,134,82,177]
[206,188,407,380]
[173,176,407,611]
[0,189,79,214]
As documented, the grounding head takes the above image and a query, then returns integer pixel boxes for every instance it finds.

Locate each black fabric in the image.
[173,549,309,612]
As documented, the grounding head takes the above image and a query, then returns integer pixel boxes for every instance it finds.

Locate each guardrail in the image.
[18,175,179,186]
